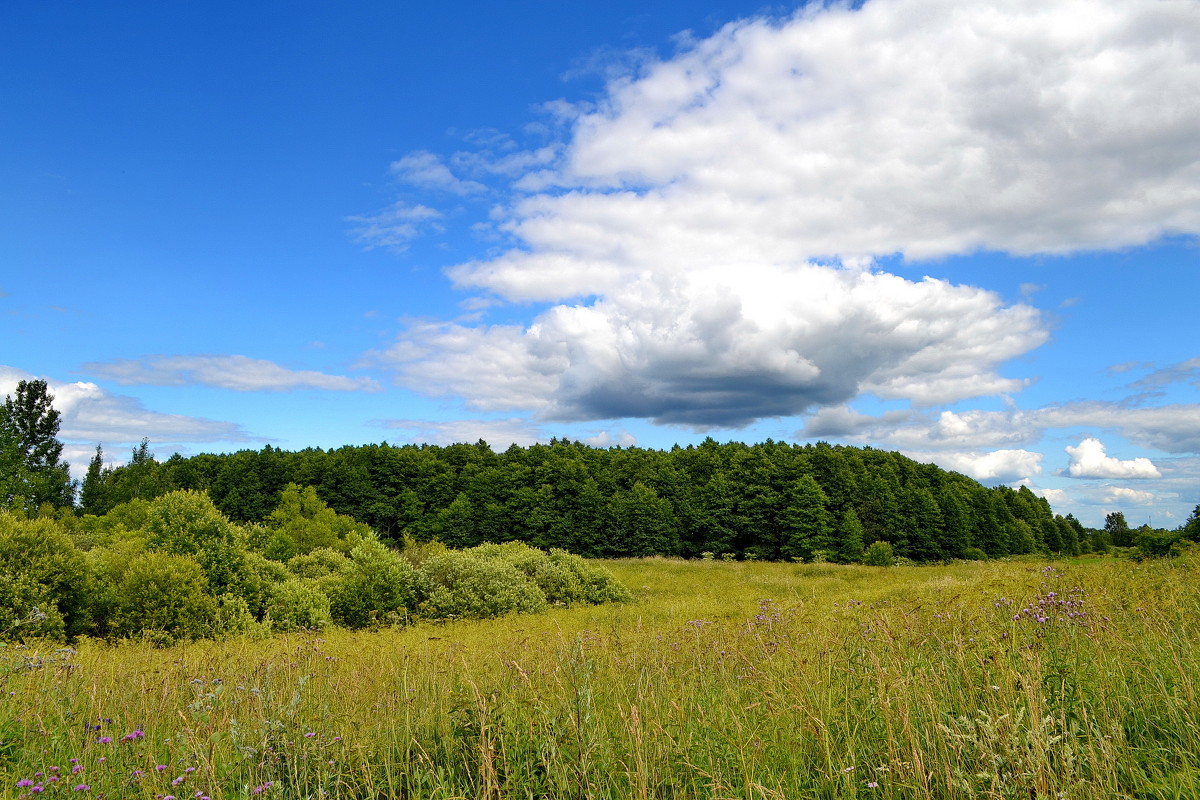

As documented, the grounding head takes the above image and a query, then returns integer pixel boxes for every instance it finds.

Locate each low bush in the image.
[419,550,548,619]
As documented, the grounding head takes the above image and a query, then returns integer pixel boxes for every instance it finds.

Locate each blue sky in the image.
[3,0,1198,528]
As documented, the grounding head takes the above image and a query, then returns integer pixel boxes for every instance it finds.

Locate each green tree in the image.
[0,379,75,510]
[837,508,866,563]
[779,475,834,562]
[1105,511,1133,547]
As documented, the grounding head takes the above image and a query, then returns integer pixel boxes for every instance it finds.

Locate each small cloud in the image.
[347,202,443,252]
[1018,283,1044,301]
[923,449,1044,483]
[377,417,544,449]
[582,429,637,448]
[1103,486,1155,506]
[1034,487,1069,505]
[390,150,486,196]
[1064,437,1161,479]
[1128,357,1200,391]
[84,355,382,393]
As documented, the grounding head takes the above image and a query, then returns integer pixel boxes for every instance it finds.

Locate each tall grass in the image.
[2,555,1197,799]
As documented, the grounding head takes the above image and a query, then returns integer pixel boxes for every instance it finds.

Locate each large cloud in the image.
[378,0,1199,429]
[376,265,1043,427]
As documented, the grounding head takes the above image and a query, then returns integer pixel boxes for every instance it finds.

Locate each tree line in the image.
[10,377,1196,564]
[80,433,1103,562]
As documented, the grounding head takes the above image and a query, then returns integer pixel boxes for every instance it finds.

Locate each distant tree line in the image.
[80,436,1109,562]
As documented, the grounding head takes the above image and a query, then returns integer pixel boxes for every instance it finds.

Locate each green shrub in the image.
[145,490,247,593]
[233,551,291,619]
[546,548,634,604]
[0,572,66,641]
[863,540,895,566]
[327,539,421,629]
[962,546,989,561]
[212,593,261,637]
[266,580,333,631]
[264,484,374,557]
[419,551,547,619]
[288,547,352,579]
[0,513,93,639]
[112,552,218,643]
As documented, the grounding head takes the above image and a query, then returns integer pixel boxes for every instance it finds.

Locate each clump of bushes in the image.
[0,486,634,644]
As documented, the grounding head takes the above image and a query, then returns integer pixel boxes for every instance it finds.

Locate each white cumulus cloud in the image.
[1065,437,1162,479]
[378,0,1200,430]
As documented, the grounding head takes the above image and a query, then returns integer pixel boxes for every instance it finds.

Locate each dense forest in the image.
[78,436,1102,562]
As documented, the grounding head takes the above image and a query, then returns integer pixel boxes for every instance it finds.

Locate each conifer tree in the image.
[0,379,75,510]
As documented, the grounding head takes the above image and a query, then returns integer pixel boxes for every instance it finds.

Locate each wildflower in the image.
[97,757,107,764]
[97,735,112,744]
[17,780,34,788]
[304,731,316,738]
[185,767,195,774]
[72,765,84,774]
[172,777,185,786]
[122,729,145,742]
[73,784,90,792]
[155,765,168,772]
[868,781,879,788]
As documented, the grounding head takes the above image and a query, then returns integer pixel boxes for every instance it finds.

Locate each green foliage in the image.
[266,579,333,631]
[962,546,988,561]
[837,509,866,563]
[779,475,834,562]
[145,490,247,593]
[287,547,352,579]
[418,550,548,619]
[0,572,67,640]
[327,539,421,629]
[264,483,374,558]
[466,542,633,606]
[1105,511,1133,547]
[0,379,75,511]
[862,540,895,566]
[112,552,218,643]
[0,513,92,639]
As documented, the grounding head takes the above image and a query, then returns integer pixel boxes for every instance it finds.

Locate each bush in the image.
[419,551,547,619]
[327,539,421,629]
[287,547,352,579]
[112,552,218,643]
[962,547,989,561]
[863,540,895,567]
[0,513,93,639]
[0,572,66,641]
[266,580,333,631]
[145,490,247,593]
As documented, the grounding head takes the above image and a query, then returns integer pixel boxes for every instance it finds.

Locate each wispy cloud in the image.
[390,150,487,195]
[84,355,381,393]
[0,365,252,453]
[347,202,443,252]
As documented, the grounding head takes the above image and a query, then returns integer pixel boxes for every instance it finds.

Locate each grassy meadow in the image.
[2,555,1198,799]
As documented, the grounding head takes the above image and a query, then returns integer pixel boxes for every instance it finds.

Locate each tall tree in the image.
[1105,511,1132,547]
[779,474,834,562]
[0,379,75,510]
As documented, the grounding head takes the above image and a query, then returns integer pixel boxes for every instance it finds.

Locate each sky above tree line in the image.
[2,0,1198,527]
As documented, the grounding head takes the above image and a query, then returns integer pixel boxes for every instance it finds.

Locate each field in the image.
[2,556,1198,799]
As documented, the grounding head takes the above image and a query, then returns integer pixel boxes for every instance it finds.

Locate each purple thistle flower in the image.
[73,784,90,792]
